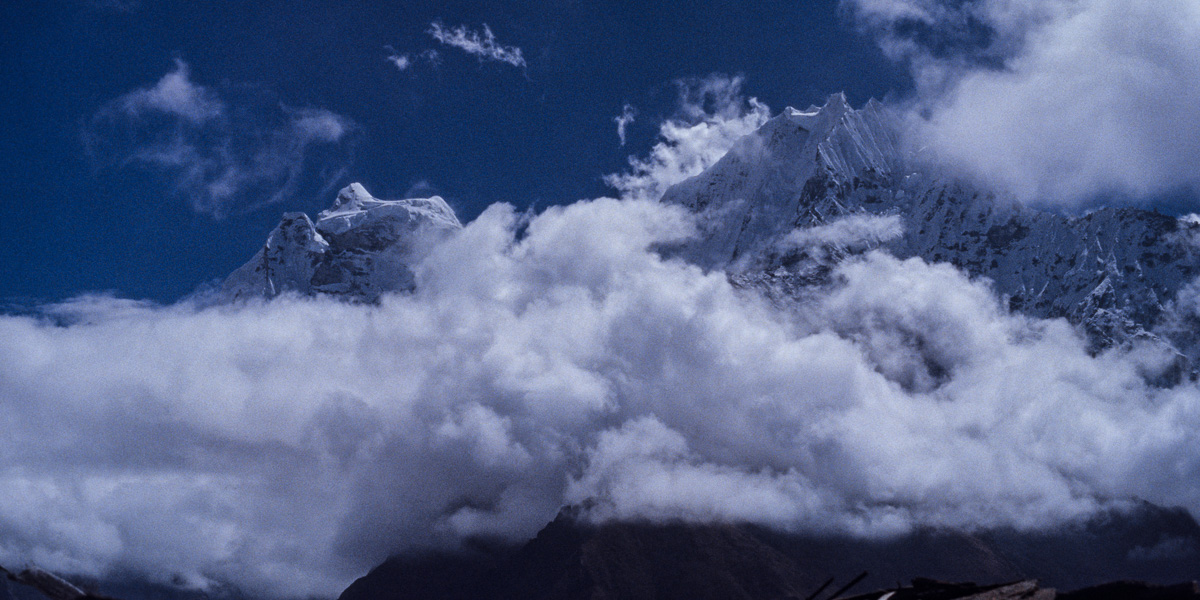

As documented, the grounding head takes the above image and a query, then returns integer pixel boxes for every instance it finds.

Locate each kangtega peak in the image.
[223,94,1200,369]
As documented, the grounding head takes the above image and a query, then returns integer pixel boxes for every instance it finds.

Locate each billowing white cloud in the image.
[2,193,1200,597]
[614,104,637,147]
[846,0,1200,210]
[605,75,770,202]
[427,22,526,69]
[85,60,356,219]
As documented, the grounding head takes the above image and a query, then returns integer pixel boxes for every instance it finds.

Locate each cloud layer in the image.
[847,0,1200,210]
[3,191,1200,597]
[85,60,357,219]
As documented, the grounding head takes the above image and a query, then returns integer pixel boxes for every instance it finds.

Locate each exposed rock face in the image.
[220,183,462,302]
[662,94,1200,360]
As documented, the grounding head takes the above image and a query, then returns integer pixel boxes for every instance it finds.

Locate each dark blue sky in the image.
[0,0,907,303]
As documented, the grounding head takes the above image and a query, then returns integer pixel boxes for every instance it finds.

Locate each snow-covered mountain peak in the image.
[329,182,375,211]
[219,182,462,302]
[660,94,904,267]
[780,92,866,131]
[658,94,1200,368]
[216,96,1200,373]
[817,90,851,117]
[317,183,461,236]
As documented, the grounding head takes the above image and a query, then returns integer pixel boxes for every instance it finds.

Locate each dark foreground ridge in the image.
[4,502,1198,600]
[338,503,1200,600]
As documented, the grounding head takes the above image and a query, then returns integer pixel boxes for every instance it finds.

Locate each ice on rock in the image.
[660,92,1200,366]
[315,183,461,236]
[220,183,462,302]
[661,92,904,268]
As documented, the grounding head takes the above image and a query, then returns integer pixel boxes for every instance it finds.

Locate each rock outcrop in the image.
[221,183,461,302]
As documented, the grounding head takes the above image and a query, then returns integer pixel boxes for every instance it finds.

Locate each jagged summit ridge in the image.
[220,183,462,302]
[782,92,900,183]
[661,93,1200,364]
[661,93,904,267]
[317,182,460,235]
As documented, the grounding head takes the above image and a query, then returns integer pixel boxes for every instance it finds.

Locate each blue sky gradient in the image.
[0,0,907,303]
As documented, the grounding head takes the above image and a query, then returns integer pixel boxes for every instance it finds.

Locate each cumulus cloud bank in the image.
[85,60,356,218]
[846,0,1200,210]
[3,191,1200,597]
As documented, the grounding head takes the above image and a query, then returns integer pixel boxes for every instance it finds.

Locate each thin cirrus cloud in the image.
[846,0,1200,210]
[115,59,223,124]
[614,104,637,147]
[84,59,357,219]
[427,22,527,69]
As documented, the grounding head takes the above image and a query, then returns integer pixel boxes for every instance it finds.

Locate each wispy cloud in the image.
[387,54,411,71]
[427,22,526,69]
[85,60,356,219]
[605,75,770,202]
[614,104,637,146]
[385,48,440,73]
[116,59,222,123]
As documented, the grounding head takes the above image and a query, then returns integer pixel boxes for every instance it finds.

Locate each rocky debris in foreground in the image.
[841,578,1199,600]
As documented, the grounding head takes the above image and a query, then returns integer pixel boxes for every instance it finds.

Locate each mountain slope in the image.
[222,97,1200,367]
[337,503,1200,600]
[662,94,1200,361]
[220,183,461,302]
